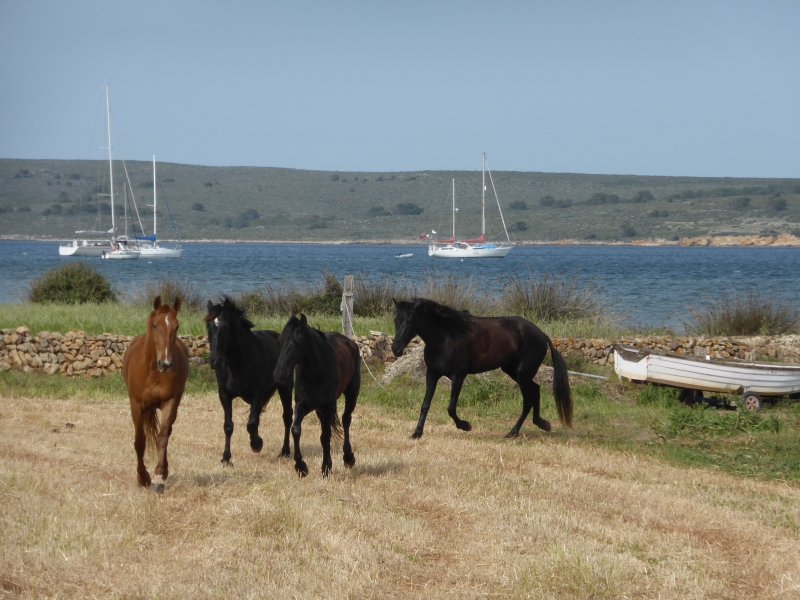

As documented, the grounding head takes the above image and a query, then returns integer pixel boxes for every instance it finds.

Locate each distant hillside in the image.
[1,158,799,243]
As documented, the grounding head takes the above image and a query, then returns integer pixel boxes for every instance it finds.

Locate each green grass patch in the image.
[0,302,395,337]
[364,376,800,481]
[0,365,218,400]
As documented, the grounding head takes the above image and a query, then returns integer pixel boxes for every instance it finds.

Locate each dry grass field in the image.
[2,387,800,599]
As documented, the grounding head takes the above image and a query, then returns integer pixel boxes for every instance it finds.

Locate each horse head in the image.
[204,296,255,370]
[273,313,307,383]
[391,298,421,357]
[150,295,182,372]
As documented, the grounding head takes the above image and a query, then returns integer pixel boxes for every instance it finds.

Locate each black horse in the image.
[204,297,294,463]
[391,298,572,439]
[273,314,361,478]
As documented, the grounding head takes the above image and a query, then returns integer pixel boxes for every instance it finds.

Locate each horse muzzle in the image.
[391,342,405,357]
[273,366,289,384]
[157,359,173,373]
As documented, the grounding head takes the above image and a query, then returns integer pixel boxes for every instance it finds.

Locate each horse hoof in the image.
[321,466,331,478]
[295,462,309,477]
[250,438,264,453]
[343,453,356,468]
[534,419,552,432]
[458,421,472,432]
[149,483,165,494]
[410,431,423,440]
[221,458,233,467]
[505,430,519,439]
[138,478,151,488]
[279,449,291,458]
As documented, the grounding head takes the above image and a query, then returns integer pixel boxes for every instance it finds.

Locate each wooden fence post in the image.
[341,274,354,339]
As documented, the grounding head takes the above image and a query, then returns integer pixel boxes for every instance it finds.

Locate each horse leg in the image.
[341,382,359,468]
[527,380,551,432]
[246,393,268,453]
[507,377,536,438]
[318,405,334,478]
[447,373,472,432]
[411,368,441,439]
[291,401,314,477]
[130,400,151,487]
[151,396,180,494]
[219,390,234,464]
[277,381,294,457]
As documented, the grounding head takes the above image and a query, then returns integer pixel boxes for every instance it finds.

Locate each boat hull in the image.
[101,249,140,260]
[428,243,513,258]
[138,246,182,258]
[614,345,800,396]
[59,241,111,257]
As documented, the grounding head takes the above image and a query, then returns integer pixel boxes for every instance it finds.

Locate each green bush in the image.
[500,272,612,323]
[686,290,799,336]
[27,262,117,304]
[395,203,424,215]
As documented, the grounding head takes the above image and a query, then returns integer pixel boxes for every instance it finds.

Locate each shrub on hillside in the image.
[27,262,117,304]
[192,202,205,212]
[539,196,555,207]
[686,290,799,336]
[770,198,787,211]
[395,203,424,215]
[368,206,391,216]
[728,196,751,210]
[510,200,528,210]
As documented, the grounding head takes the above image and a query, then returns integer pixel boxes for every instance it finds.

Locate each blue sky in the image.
[1,1,798,177]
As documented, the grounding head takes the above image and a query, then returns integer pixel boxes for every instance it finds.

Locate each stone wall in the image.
[1,326,798,377]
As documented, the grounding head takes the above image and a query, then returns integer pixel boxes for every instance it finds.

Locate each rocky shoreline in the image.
[2,327,799,378]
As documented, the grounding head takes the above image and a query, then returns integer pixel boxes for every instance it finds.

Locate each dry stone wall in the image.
[1,327,799,378]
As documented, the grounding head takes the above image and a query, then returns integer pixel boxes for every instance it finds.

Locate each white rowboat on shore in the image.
[613,344,800,410]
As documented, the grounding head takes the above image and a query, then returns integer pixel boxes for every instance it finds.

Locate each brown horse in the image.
[122,296,189,493]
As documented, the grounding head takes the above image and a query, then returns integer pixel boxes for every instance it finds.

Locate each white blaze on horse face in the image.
[161,315,172,364]
[214,317,220,327]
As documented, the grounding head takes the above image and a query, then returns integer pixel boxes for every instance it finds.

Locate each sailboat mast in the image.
[105,84,115,241]
[123,184,128,238]
[452,178,456,241]
[152,155,157,239]
[481,152,486,236]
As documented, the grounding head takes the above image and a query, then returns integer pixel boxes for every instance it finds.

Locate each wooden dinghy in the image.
[613,344,800,411]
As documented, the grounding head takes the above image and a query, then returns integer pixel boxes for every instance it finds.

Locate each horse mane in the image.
[407,298,473,337]
[204,295,255,330]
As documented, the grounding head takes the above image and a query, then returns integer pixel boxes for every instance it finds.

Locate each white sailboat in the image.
[136,156,183,258]
[59,85,139,259]
[98,84,138,260]
[428,153,513,258]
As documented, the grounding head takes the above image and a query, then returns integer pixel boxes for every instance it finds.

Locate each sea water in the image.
[2,240,799,328]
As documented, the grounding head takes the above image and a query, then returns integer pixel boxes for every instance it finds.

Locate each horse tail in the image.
[546,337,573,428]
[330,410,343,441]
[143,408,161,460]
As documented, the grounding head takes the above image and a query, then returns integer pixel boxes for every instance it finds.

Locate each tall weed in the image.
[128,275,204,311]
[500,272,613,323]
[686,290,799,336]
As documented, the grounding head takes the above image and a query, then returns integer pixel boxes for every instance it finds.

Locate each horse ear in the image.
[153,295,162,311]
[173,296,182,313]
[392,298,397,307]
[300,314,307,325]
[207,300,213,312]
[413,298,422,309]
